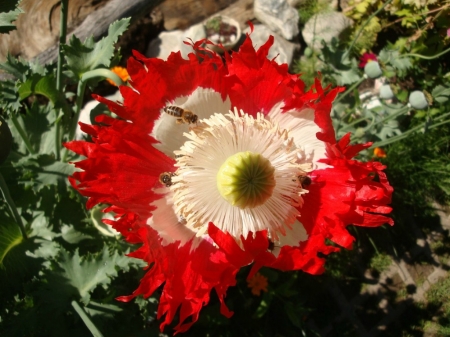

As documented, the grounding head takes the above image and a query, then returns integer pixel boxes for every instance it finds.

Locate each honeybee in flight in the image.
[159,172,175,187]
[298,175,312,187]
[164,106,198,124]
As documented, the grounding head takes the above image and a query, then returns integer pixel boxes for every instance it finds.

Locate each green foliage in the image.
[382,127,450,210]
[369,253,392,273]
[0,219,22,266]
[63,18,130,79]
[297,0,331,25]
[57,246,139,304]
[0,13,145,337]
[0,0,22,34]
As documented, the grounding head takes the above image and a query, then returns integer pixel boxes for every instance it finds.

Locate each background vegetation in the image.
[1,0,450,336]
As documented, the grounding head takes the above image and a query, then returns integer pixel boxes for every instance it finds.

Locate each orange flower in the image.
[107,66,130,86]
[247,272,268,296]
[373,147,387,158]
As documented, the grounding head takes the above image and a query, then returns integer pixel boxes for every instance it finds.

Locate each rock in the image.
[146,23,206,60]
[244,24,300,66]
[254,0,299,40]
[302,11,353,50]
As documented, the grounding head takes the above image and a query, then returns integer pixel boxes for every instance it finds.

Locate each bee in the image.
[164,106,198,124]
[298,175,312,187]
[159,172,175,187]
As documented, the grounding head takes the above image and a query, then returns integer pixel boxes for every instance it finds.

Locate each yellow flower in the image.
[107,66,130,86]
[373,147,387,158]
[247,272,268,296]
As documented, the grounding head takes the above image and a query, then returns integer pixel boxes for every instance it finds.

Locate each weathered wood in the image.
[159,0,240,30]
[211,0,254,29]
[0,0,109,62]
[33,0,162,65]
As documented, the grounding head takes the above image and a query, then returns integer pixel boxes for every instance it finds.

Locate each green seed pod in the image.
[0,116,13,164]
[364,61,382,79]
[409,90,428,110]
[379,84,394,99]
[355,127,365,138]
[304,47,313,57]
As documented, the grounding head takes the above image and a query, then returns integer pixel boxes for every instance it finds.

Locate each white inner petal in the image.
[171,109,310,241]
[151,88,231,157]
[268,104,328,169]
[270,220,308,256]
[147,188,196,245]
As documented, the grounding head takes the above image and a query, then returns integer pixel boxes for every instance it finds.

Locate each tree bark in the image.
[34,0,162,65]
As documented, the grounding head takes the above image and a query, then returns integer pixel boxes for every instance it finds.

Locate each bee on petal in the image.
[164,106,198,124]
[159,172,176,187]
[298,175,311,187]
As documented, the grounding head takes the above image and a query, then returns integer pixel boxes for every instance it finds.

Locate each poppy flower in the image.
[106,66,130,86]
[66,34,393,334]
[373,147,387,158]
[247,272,268,296]
[359,52,378,68]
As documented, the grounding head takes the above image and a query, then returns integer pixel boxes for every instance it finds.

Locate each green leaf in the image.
[61,225,94,244]
[18,74,61,105]
[0,79,21,113]
[15,154,75,189]
[0,0,23,34]
[0,54,30,80]
[63,18,130,78]
[432,85,450,104]
[57,246,136,304]
[0,220,23,266]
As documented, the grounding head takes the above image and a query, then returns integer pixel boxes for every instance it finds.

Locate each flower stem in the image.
[71,301,104,337]
[54,0,68,161]
[334,77,365,105]
[334,77,366,131]
[372,114,450,147]
[371,105,410,128]
[9,113,35,155]
[401,47,450,60]
[0,172,27,240]
[343,0,393,60]
[56,0,68,92]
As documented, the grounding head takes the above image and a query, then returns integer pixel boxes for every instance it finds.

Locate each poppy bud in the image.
[409,90,429,110]
[364,61,382,79]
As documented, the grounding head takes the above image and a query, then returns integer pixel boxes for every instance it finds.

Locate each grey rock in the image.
[244,24,300,66]
[254,0,299,40]
[146,23,206,60]
[302,11,353,50]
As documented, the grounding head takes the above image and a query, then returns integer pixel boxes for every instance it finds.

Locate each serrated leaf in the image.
[0,54,30,80]
[391,56,412,71]
[432,85,450,103]
[61,225,94,244]
[15,154,75,189]
[0,79,21,113]
[63,18,130,78]
[9,102,52,154]
[0,0,22,34]
[58,247,133,304]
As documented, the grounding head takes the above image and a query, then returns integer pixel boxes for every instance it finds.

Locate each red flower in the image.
[66,35,393,334]
[359,52,378,68]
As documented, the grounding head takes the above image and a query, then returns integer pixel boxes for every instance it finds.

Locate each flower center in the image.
[217,151,275,209]
[169,109,311,240]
